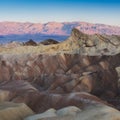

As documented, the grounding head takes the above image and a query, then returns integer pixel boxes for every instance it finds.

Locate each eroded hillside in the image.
[0,28,120,55]
[0,28,120,120]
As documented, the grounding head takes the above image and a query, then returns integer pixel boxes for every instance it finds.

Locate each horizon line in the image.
[0,20,120,27]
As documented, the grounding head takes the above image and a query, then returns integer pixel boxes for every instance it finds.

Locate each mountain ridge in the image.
[0,21,120,36]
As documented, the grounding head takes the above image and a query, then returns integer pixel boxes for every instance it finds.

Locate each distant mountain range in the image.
[0,21,120,35]
[0,21,120,44]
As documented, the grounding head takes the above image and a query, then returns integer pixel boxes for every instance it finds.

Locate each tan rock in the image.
[0,90,10,102]
[56,106,81,116]
[24,108,57,120]
[0,102,34,120]
[39,104,120,120]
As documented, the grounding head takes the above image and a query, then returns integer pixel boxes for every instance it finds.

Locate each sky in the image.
[0,0,120,26]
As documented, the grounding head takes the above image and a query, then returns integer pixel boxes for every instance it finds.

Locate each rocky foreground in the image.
[0,28,120,120]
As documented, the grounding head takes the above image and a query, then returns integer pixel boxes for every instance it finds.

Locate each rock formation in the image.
[0,28,120,119]
[0,53,119,96]
[27,105,120,120]
[0,102,34,120]
[24,39,37,46]
[40,39,59,45]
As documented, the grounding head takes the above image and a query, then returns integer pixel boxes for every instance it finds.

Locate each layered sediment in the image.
[0,28,120,120]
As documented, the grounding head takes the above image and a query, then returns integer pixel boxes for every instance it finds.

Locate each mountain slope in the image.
[0,21,120,36]
[0,28,120,55]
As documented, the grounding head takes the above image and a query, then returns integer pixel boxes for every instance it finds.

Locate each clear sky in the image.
[0,0,120,26]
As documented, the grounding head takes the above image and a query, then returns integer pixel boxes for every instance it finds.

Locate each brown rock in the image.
[12,91,109,113]
[0,53,119,96]
[40,39,59,45]
[24,39,37,46]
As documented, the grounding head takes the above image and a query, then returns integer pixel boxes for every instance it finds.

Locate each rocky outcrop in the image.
[24,39,37,46]
[33,104,120,120]
[0,102,34,120]
[40,39,59,45]
[59,28,120,55]
[24,108,57,120]
[24,106,81,120]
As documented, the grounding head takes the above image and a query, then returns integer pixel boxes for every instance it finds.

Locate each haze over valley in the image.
[0,21,120,44]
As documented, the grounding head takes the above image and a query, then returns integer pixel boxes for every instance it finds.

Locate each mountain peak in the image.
[71,28,88,41]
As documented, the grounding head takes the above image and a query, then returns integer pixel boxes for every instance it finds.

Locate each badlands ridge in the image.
[0,28,120,120]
